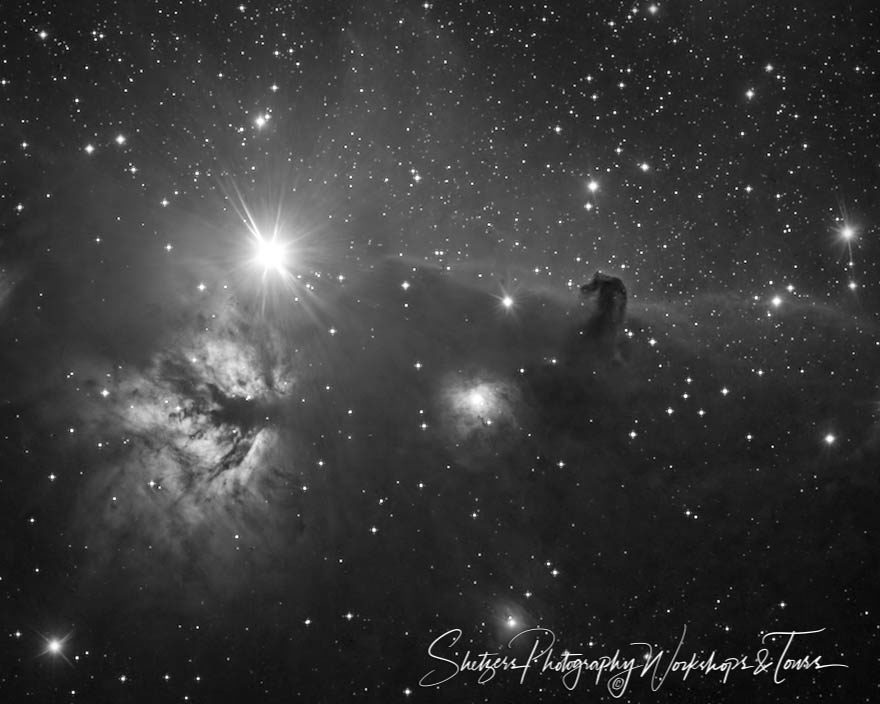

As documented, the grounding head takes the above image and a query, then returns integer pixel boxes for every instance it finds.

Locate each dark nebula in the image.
[1,1,878,702]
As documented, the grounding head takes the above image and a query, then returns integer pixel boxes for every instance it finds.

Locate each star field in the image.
[1,1,879,702]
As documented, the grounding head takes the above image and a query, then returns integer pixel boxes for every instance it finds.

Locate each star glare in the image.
[41,632,74,663]
[254,234,287,274]
[501,295,514,309]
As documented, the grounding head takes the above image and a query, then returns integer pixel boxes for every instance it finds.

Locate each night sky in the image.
[2,1,879,702]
